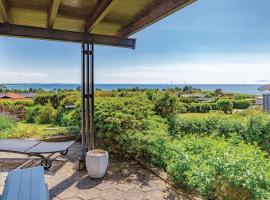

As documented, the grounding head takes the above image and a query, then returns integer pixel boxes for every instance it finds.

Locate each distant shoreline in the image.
[1,83,264,95]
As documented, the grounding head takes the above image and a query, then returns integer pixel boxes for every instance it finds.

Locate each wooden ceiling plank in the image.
[119,0,196,37]
[85,0,119,33]
[0,23,136,48]
[0,0,9,23]
[48,0,61,28]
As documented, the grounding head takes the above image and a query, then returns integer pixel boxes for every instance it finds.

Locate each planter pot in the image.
[86,149,109,178]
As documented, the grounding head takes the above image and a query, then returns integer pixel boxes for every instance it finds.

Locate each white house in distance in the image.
[255,96,263,105]
[258,85,270,112]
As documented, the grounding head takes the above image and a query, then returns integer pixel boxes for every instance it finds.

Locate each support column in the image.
[79,42,95,170]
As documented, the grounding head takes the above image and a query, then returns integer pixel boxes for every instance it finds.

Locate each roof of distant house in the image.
[0,93,25,99]
[20,93,37,98]
[258,85,270,92]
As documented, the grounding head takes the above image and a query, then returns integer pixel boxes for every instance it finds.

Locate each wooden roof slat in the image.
[48,0,61,28]
[0,0,195,47]
[119,0,195,37]
[85,0,119,33]
[0,23,135,48]
[0,0,9,23]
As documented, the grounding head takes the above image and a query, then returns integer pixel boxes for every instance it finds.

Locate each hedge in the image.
[233,99,251,109]
[189,103,212,113]
[168,112,270,153]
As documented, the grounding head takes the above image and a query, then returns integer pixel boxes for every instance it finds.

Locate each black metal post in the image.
[90,44,95,149]
[79,42,95,170]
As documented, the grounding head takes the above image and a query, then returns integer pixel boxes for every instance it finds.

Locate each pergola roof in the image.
[0,0,195,48]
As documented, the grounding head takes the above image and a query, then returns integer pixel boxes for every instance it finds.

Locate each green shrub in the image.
[233,99,251,109]
[13,100,34,107]
[217,99,233,114]
[59,95,79,108]
[245,114,270,153]
[189,103,212,113]
[95,96,152,133]
[26,105,42,123]
[166,136,270,199]
[154,92,180,118]
[210,103,219,110]
[34,93,66,108]
[0,114,17,133]
[26,104,55,124]
[35,104,55,124]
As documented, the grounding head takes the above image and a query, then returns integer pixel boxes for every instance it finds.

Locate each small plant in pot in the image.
[86,149,109,178]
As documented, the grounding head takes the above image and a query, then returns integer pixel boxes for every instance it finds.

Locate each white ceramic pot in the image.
[86,149,109,178]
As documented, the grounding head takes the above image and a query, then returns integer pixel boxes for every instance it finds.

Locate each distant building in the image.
[0,93,25,99]
[258,85,270,92]
[0,93,37,100]
[20,93,37,98]
[258,85,270,112]
[255,96,263,105]
[197,97,214,103]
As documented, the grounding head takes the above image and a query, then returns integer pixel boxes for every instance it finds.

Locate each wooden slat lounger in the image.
[0,139,75,169]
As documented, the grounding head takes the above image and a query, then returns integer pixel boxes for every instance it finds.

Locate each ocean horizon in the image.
[1,83,265,95]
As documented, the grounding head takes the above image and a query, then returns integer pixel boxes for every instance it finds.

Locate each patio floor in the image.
[0,142,198,200]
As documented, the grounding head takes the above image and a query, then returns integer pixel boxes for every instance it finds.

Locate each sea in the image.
[2,83,265,95]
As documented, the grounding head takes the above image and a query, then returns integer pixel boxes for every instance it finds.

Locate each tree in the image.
[183,85,194,93]
[217,99,233,114]
[214,88,224,97]
[0,84,7,92]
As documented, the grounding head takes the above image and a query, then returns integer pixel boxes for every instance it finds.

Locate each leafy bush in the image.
[95,96,153,134]
[217,99,233,114]
[34,93,66,108]
[26,104,55,124]
[0,114,17,133]
[154,92,181,118]
[233,99,251,109]
[245,114,270,153]
[26,105,42,123]
[166,136,270,199]
[189,103,212,113]
[35,104,55,124]
[210,103,219,110]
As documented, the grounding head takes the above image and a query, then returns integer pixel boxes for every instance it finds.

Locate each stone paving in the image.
[0,142,198,200]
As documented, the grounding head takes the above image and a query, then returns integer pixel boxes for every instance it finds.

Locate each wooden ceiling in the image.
[0,0,195,48]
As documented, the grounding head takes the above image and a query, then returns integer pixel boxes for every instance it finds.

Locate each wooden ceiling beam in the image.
[119,0,196,37]
[0,0,9,23]
[0,24,136,49]
[48,0,61,28]
[85,0,119,33]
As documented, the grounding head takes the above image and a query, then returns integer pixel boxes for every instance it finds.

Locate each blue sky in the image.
[0,0,270,84]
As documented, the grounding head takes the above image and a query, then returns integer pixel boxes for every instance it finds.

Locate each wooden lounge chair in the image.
[0,139,75,169]
[1,166,49,200]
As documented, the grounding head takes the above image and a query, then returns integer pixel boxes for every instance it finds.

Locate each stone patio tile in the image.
[123,188,146,200]
[95,180,117,190]
[146,190,168,200]
[77,188,101,200]
[136,182,158,192]
[114,182,137,191]
[56,187,80,199]
[51,197,62,200]
[100,188,124,200]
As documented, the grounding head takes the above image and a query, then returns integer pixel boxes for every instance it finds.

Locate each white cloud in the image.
[95,58,270,84]
[0,70,80,83]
